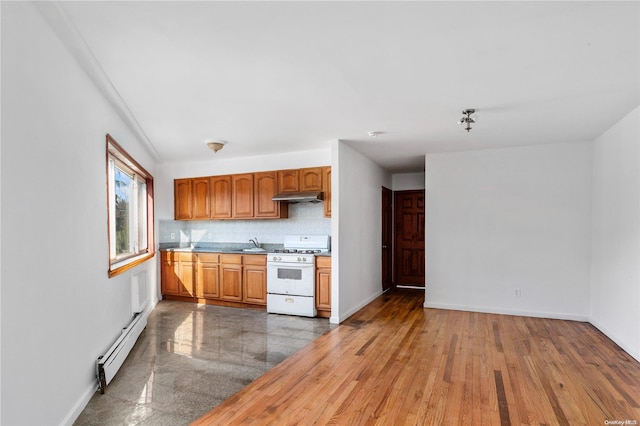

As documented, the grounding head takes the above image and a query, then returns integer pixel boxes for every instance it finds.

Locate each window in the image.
[107,134,154,277]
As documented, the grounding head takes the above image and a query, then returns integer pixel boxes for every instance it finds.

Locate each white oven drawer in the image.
[267,294,317,317]
[267,264,314,296]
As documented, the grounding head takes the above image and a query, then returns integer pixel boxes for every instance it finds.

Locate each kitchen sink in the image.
[243,248,266,252]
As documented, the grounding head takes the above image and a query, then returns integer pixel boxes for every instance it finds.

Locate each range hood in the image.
[272,191,324,203]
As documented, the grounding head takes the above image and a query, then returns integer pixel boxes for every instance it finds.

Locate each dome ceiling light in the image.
[205,139,227,154]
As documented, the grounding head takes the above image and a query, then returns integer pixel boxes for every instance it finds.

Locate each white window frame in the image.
[106,134,154,277]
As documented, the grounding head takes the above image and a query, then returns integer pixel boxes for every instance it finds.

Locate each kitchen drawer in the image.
[243,254,266,266]
[220,254,243,264]
[316,256,331,268]
[197,253,219,263]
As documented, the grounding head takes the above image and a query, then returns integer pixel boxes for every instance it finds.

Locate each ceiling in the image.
[59,1,639,172]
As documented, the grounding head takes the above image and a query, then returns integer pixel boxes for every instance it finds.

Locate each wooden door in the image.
[210,175,232,219]
[300,167,323,191]
[315,256,331,314]
[255,171,287,218]
[381,187,393,290]
[394,190,425,286]
[174,179,192,220]
[178,253,196,296]
[323,167,331,218]
[220,254,243,301]
[196,253,220,299]
[232,173,254,218]
[161,252,180,295]
[277,170,299,193]
[192,177,210,220]
[243,256,267,305]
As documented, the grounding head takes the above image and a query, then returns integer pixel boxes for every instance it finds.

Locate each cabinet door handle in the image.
[382,245,388,249]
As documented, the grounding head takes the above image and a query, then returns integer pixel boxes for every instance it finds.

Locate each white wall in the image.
[392,172,425,191]
[425,142,592,320]
[590,106,640,362]
[332,141,391,323]
[1,3,158,424]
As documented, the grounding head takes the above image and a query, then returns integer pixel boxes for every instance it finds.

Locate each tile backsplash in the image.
[159,202,331,245]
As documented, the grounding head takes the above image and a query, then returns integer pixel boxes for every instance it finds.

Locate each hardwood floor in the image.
[193,289,640,425]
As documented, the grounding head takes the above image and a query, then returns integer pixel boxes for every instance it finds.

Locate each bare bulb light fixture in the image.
[204,139,227,154]
[457,109,476,132]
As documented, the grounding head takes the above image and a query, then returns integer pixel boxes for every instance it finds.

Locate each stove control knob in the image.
[297,257,302,262]
[272,256,277,261]
[302,257,307,262]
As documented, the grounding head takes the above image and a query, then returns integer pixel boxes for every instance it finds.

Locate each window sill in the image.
[109,251,155,278]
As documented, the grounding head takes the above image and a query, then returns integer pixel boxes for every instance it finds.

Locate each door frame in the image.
[381,186,393,291]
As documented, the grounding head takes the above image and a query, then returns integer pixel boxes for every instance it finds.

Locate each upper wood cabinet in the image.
[323,167,331,218]
[174,179,192,220]
[277,169,300,193]
[255,171,288,218]
[174,166,330,220]
[300,167,323,191]
[210,175,232,219]
[232,173,254,218]
[192,177,211,220]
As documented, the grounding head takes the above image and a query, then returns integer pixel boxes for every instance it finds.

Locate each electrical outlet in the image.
[513,288,521,298]
[170,233,175,240]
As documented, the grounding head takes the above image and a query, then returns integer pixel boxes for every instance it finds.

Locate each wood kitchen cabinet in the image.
[196,253,220,299]
[192,177,211,220]
[174,179,192,220]
[323,166,331,218]
[220,254,243,302]
[315,256,331,317]
[162,251,195,296]
[210,175,232,219]
[300,167,323,191]
[161,252,180,295]
[255,171,288,218]
[162,252,268,308]
[277,169,300,193]
[179,254,196,296]
[232,174,254,218]
[243,255,267,305]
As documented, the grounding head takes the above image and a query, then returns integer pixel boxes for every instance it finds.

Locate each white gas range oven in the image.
[267,235,330,317]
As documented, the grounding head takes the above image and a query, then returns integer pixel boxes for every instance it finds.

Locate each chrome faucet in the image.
[249,238,260,248]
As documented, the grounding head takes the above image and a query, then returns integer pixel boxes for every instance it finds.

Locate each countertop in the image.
[160,244,331,256]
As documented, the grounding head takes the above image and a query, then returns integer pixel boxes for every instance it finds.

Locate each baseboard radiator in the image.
[96,271,149,393]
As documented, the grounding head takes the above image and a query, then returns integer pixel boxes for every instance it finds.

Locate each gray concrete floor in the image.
[74,301,335,425]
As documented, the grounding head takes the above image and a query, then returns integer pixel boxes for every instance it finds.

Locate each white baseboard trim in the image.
[423,301,589,322]
[62,382,99,426]
[334,290,384,323]
[589,318,640,363]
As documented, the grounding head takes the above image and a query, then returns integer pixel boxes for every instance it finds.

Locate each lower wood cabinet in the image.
[220,254,244,302]
[196,253,220,299]
[315,256,332,317]
[161,252,195,297]
[162,251,326,314]
[243,255,267,305]
[162,251,267,307]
